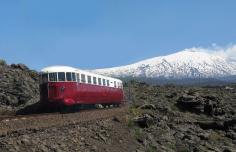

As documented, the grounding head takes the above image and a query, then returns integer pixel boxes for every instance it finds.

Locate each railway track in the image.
[0,105,128,136]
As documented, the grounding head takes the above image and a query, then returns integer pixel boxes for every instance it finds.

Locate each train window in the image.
[107,80,109,87]
[76,73,80,82]
[58,72,65,81]
[49,73,57,82]
[114,81,117,88]
[72,73,76,81]
[81,74,86,83]
[102,79,106,86]
[87,75,92,84]
[98,78,101,85]
[93,77,97,85]
[42,73,48,83]
[66,72,72,81]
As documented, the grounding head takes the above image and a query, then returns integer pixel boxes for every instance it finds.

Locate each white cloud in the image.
[195,44,236,60]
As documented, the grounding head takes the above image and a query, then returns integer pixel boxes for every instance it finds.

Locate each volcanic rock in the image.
[133,114,154,128]
[139,103,156,110]
[0,61,39,113]
[177,93,224,116]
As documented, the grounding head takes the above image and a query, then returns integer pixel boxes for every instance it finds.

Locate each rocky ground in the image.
[0,107,138,152]
[125,81,236,152]
[0,60,236,152]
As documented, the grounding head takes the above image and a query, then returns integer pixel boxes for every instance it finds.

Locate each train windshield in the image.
[41,72,77,83]
[49,73,57,82]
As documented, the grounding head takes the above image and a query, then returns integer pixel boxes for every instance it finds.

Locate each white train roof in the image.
[41,66,77,73]
[41,65,122,83]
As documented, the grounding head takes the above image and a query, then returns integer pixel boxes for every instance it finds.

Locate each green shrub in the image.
[208,132,222,141]
[0,59,6,66]
[147,145,157,152]
[127,118,134,128]
[134,128,143,140]
[129,107,141,116]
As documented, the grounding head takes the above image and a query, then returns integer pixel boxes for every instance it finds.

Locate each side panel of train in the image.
[40,82,124,106]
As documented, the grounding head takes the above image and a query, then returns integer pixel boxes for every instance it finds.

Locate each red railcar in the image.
[40,66,124,107]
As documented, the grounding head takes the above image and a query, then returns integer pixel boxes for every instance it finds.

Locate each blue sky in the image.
[0,0,236,70]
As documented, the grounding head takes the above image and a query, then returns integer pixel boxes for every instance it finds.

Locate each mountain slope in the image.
[92,49,236,79]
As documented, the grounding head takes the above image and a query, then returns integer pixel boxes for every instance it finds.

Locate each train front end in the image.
[39,66,77,107]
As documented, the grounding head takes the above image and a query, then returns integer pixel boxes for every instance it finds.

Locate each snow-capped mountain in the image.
[92,49,236,79]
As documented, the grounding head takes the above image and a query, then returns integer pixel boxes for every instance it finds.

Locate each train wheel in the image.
[96,104,103,109]
[102,104,107,108]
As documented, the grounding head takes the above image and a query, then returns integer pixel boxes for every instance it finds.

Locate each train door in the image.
[48,72,59,99]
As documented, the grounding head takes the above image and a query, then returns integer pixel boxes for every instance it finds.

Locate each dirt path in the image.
[0,106,128,136]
